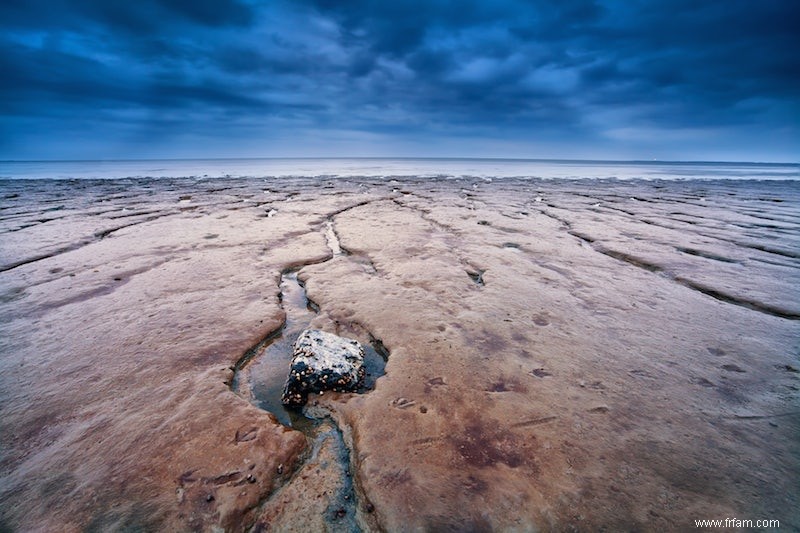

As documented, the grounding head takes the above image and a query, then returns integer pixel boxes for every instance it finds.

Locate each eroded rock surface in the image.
[282,329,366,406]
[0,176,798,531]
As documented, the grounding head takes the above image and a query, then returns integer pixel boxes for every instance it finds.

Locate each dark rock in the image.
[281,329,366,407]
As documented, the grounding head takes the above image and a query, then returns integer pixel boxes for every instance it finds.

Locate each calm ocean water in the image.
[0,158,797,181]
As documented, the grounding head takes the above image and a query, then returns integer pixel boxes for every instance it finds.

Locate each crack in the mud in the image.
[392,197,489,289]
[601,251,797,319]
[542,200,799,321]
[0,212,179,274]
[106,209,165,220]
[95,212,177,239]
[675,247,741,264]
[543,197,800,264]
[391,197,463,237]
[538,208,572,230]
[568,228,798,320]
[324,220,346,256]
[313,195,395,227]
[0,240,95,273]
[306,404,378,532]
[673,277,800,320]
[596,247,664,273]
[605,207,798,262]
[326,202,384,275]
[729,411,800,420]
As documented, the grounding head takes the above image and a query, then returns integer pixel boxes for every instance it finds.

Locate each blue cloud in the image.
[0,0,797,160]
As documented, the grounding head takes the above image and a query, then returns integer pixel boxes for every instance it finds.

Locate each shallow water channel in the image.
[229,222,388,529]
[232,220,387,429]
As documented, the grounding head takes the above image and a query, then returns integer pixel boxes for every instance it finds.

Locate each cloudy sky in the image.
[1,0,797,161]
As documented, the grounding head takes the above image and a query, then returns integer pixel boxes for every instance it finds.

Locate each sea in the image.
[0,158,797,181]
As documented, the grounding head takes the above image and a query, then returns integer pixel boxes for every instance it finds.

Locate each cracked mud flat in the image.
[0,176,798,531]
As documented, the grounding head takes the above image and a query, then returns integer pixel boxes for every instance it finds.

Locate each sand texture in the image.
[1,177,798,531]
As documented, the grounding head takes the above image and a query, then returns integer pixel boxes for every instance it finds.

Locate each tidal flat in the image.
[0,176,798,531]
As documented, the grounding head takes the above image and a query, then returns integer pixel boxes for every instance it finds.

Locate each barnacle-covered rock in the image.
[281,329,366,406]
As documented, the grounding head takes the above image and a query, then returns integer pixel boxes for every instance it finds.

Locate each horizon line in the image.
[1,156,797,166]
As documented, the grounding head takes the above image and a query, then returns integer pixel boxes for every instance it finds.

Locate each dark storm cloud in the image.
[0,0,254,31]
[298,0,798,123]
[0,0,797,159]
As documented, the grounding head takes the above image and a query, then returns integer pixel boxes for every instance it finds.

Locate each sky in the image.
[1,0,798,162]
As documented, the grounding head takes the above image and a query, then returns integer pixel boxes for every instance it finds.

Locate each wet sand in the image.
[0,176,798,531]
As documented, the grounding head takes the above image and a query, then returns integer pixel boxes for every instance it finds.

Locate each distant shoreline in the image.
[1,156,797,165]
[0,158,797,181]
